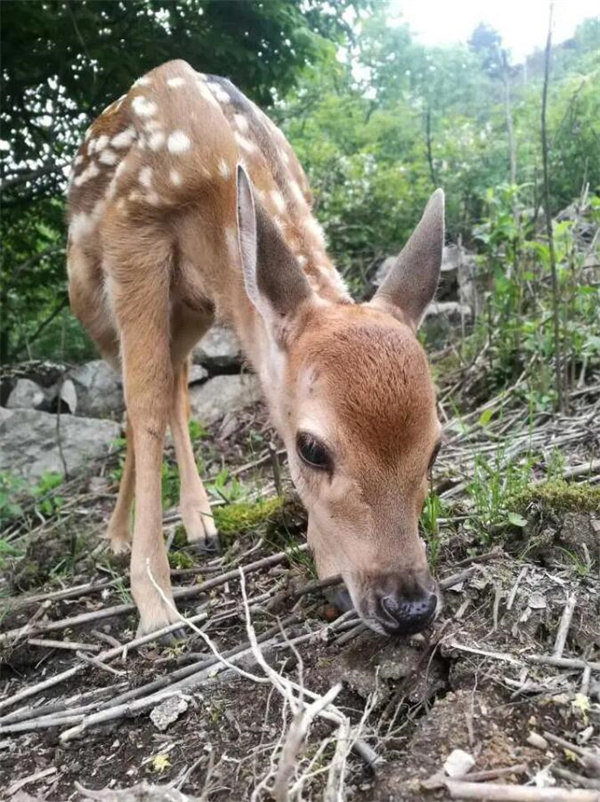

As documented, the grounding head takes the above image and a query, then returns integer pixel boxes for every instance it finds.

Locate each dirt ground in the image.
[1,397,599,801]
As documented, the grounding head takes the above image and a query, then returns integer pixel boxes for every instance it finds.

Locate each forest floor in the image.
[1,361,599,802]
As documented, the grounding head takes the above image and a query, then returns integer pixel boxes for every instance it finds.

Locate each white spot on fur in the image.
[111,127,137,149]
[297,254,308,268]
[144,119,162,132]
[270,190,286,214]
[208,81,230,104]
[87,138,97,154]
[234,114,249,133]
[114,159,128,179]
[167,77,186,88]
[167,130,191,153]
[139,166,153,188]
[170,169,182,186]
[234,132,257,155]
[69,212,94,243]
[145,191,161,206]
[196,80,220,108]
[133,76,151,88]
[148,131,166,150]
[132,95,157,118]
[98,148,118,166]
[69,199,106,243]
[74,155,83,166]
[73,161,100,186]
[95,134,110,152]
[218,159,230,179]
[289,181,305,205]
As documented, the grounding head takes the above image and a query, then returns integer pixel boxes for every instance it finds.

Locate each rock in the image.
[150,694,190,731]
[0,408,120,482]
[188,364,208,385]
[58,378,77,414]
[192,325,242,371]
[422,301,473,345]
[68,360,124,419]
[443,749,475,778]
[6,379,46,411]
[188,374,260,425]
[527,732,549,750]
[76,782,200,802]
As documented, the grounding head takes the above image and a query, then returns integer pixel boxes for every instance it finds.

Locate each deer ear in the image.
[371,189,445,329]
[236,164,313,330]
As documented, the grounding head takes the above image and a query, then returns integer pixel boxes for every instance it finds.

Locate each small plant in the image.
[0,472,26,523]
[161,461,181,508]
[466,445,533,540]
[208,468,247,504]
[188,419,207,443]
[420,491,444,570]
[31,471,65,517]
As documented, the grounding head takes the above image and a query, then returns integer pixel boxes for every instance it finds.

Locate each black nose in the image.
[377,589,437,635]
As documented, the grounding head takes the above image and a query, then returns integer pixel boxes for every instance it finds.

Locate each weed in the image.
[31,471,65,517]
[466,446,534,540]
[0,472,26,523]
[420,491,445,570]
[208,469,247,504]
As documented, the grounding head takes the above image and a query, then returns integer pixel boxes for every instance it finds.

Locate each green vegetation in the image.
[510,479,600,515]
[213,497,283,536]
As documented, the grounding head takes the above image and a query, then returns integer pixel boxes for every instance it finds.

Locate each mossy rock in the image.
[510,479,600,514]
[510,480,599,569]
[214,496,284,535]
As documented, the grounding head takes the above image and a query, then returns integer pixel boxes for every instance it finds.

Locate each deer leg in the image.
[117,289,178,636]
[106,419,135,554]
[170,360,219,550]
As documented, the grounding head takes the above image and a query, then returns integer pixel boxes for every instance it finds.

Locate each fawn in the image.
[67,60,444,638]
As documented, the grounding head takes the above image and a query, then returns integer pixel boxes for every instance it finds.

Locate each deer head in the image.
[237,165,444,635]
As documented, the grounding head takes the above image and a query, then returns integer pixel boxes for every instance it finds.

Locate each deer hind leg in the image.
[115,267,178,635]
[170,359,219,550]
[106,419,135,554]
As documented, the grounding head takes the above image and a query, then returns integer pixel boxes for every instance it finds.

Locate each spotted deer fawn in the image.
[67,60,444,638]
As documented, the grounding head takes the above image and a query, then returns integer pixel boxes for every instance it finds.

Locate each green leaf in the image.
[478,408,494,427]
[507,512,527,527]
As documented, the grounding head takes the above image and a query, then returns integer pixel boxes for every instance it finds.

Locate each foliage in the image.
[466,446,534,539]
[1,0,370,362]
[280,13,600,295]
[464,187,600,406]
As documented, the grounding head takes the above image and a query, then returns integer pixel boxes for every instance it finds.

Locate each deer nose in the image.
[376,588,438,635]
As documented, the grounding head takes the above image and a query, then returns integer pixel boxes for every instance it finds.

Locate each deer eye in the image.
[296,432,331,471]
[427,442,441,480]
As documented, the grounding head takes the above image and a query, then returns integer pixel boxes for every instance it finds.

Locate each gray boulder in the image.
[6,378,46,410]
[422,301,473,345]
[58,378,78,414]
[188,364,208,385]
[68,360,124,418]
[192,326,242,371]
[189,374,260,425]
[0,408,121,482]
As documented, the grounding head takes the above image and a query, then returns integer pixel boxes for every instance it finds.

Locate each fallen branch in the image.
[446,780,600,801]
[553,593,577,658]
